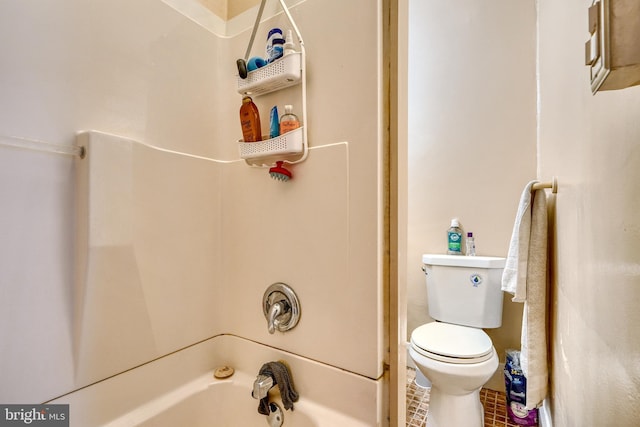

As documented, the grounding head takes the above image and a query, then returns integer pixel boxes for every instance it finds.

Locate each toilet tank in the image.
[422,254,506,328]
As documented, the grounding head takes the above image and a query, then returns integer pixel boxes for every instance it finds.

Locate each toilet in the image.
[409,254,506,427]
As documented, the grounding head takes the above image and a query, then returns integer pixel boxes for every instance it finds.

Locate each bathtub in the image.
[51,335,382,426]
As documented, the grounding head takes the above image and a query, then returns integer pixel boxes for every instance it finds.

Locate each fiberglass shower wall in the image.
[0,0,385,404]
[0,0,232,402]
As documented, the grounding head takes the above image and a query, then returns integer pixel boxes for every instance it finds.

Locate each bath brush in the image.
[269,161,292,181]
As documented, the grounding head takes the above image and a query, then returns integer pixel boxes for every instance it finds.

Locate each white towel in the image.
[501,181,536,302]
[501,182,548,409]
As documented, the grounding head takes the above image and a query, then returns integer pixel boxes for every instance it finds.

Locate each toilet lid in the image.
[411,322,493,363]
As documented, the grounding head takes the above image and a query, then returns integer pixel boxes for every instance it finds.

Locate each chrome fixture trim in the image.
[262,283,300,334]
[266,401,284,427]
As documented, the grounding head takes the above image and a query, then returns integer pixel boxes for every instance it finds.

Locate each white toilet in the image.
[409,254,506,427]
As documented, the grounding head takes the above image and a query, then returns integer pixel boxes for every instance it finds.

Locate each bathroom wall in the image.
[0,0,385,407]
[407,0,537,387]
[227,0,260,19]
[196,0,226,18]
[219,0,385,380]
[538,0,640,425]
[0,0,229,402]
[193,0,257,20]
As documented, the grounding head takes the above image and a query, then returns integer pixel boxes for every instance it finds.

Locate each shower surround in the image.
[0,0,387,423]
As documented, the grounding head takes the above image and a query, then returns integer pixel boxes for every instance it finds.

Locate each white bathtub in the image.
[52,335,382,426]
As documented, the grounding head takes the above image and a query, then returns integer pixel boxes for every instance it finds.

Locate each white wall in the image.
[218,0,385,380]
[0,0,233,159]
[0,0,229,402]
[538,0,640,425]
[0,0,385,405]
[407,1,640,423]
[407,0,537,385]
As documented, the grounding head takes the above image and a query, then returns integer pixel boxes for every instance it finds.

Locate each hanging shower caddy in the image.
[236,0,308,169]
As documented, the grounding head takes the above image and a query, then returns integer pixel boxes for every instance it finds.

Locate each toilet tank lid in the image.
[422,254,506,268]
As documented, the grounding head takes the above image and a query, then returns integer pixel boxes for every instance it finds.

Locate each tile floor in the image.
[406,368,523,427]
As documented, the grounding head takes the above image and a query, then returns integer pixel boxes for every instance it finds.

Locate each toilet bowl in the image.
[409,254,506,427]
[410,322,498,427]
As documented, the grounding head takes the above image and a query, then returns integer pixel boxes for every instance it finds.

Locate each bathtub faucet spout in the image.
[253,361,299,416]
[252,374,274,400]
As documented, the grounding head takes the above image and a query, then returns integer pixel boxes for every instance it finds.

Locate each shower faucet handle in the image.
[267,300,287,334]
[263,283,300,334]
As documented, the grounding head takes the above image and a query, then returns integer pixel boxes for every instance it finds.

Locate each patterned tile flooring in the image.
[406,368,523,427]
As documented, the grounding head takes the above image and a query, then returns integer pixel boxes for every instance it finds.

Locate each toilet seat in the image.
[411,322,494,364]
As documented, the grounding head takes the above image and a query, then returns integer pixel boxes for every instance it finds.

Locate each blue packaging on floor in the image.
[504,349,539,426]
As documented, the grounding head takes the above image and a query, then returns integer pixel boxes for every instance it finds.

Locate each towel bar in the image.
[531,177,558,193]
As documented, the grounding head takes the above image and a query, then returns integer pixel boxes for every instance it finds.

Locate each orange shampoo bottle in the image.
[240,96,262,142]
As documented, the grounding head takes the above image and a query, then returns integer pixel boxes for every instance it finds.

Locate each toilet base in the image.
[426,386,484,427]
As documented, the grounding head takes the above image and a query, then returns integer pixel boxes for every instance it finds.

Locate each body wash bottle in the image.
[279,105,300,134]
[240,96,262,142]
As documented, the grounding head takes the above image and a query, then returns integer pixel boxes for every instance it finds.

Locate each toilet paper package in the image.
[504,349,538,426]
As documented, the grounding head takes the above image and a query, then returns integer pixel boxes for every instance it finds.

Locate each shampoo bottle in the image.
[240,96,262,142]
[447,218,463,255]
[279,105,300,134]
